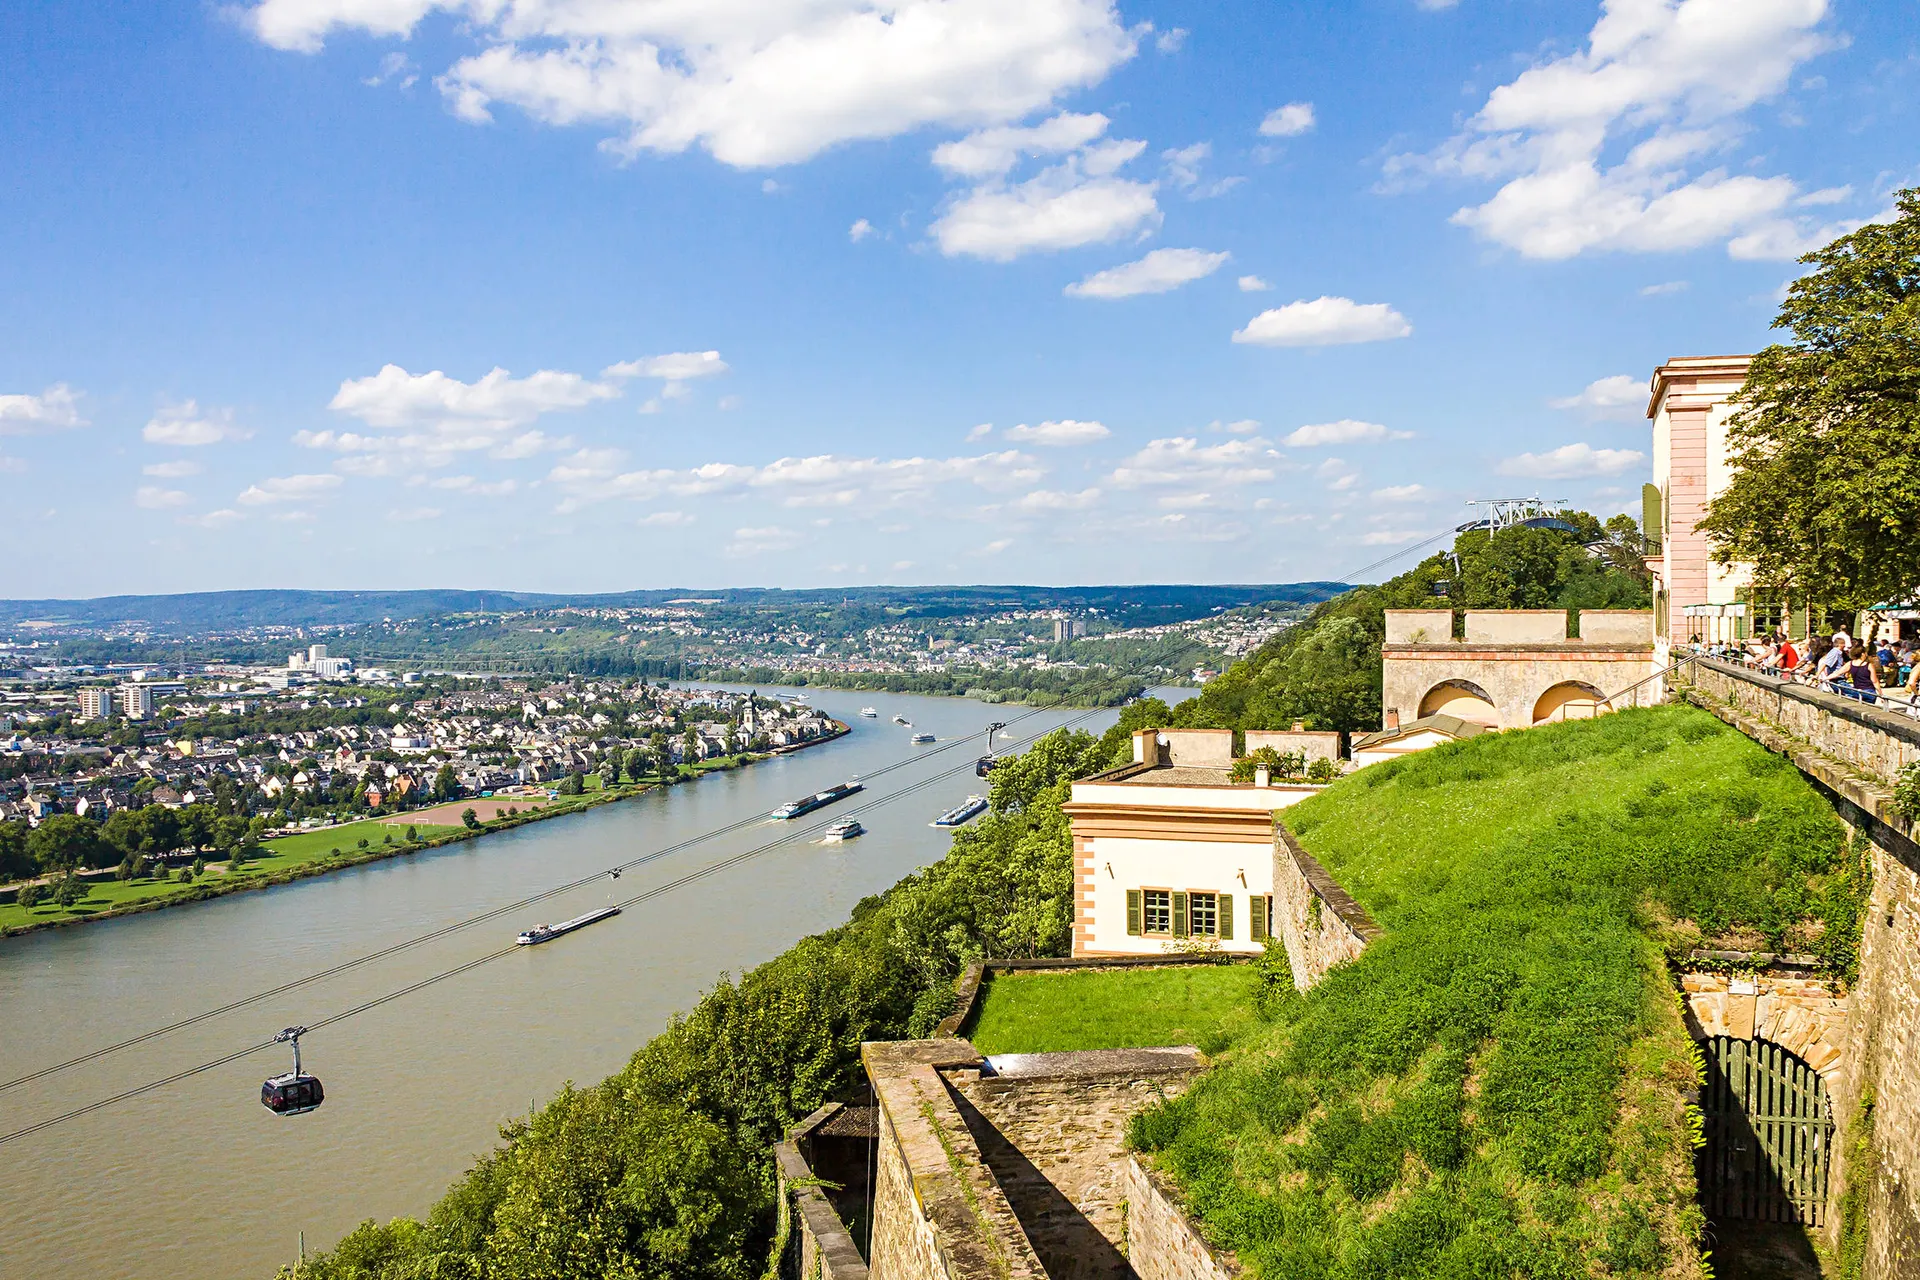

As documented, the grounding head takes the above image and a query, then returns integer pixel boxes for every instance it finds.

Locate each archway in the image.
[1417,679,1498,727]
[1531,681,1609,725]
[1698,1035,1833,1226]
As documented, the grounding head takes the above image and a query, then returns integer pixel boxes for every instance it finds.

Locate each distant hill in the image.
[0,583,1351,632]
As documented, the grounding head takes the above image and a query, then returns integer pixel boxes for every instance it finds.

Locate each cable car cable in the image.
[0,700,1064,1097]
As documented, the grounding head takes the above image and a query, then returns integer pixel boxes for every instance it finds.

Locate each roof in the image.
[1350,712,1490,751]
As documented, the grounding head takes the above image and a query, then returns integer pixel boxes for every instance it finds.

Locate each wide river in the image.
[0,686,1184,1280]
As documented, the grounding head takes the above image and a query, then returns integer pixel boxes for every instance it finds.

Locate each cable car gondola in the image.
[261,1026,324,1116]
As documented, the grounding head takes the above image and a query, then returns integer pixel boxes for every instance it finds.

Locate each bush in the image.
[406,826,419,842]
[17,882,41,910]
[461,809,479,830]
[53,876,85,907]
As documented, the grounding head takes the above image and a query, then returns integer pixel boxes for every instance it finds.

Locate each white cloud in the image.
[1361,527,1433,545]
[135,486,190,510]
[1159,142,1241,199]
[726,525,800,556]
[1212,419,1260,435]
[1157,491,1214,510]
[1155,27,1187,53]
[181,508,244,529]
[0,384,85,435]
[237,473,344,505]
[250,1,1138,171]
[966,423,995,442]
[1003,419,1110,446]
[142,401,252,447]
[143,460,203,478]
[424,474,519,496]
[849,218,875,242]
[1065,247,1228,299]
[1640,279,1689,296]
[365,50,417,89]
[1259,102,1315,137]
[332,364,616,431]
[981,538,1013,554]
[1108,436,1283,488]
[931,113,1159,260]
[1371,483,1428,502]
[1316,458,1359,491]
[602,351,728,383]
[1550,373,1645,420]
[1283,419,1412,447]
[388,507,442,522]
[638,510,694,526]
[1237,275,1270,292]
[1017,486,1101,511]
[1496,442,1647,479]
[1233,296,1412,347]
[547,446,1043,513]
[1396,0,1851,259]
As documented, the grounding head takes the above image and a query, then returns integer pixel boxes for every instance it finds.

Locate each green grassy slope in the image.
[966,965,1260,1055]
[1132,705,1863,1279]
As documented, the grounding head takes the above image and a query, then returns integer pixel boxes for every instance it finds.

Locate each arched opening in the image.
[1417,679,1498,727]
[1698,1035,1833,1226]
[1531,681,1609,725]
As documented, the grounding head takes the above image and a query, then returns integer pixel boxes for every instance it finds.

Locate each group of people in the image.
[1713,625,1920,711]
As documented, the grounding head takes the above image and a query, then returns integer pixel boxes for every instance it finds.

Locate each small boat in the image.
[771,780,865,820]
[892,715,910,725]
[823,819,865,841]
[517,906,621,946]
[910,732,936,744]
[860,707,879,718]
[932,796,988,828]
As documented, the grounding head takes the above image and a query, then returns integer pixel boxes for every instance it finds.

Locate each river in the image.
[0,687,1184,1280]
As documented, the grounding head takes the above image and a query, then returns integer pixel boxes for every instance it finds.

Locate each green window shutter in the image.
[1126,889,1142,936]
[1641,483,1663,553]
[1219,893,1233,941]
[1249,895,1266,942]
[1173,892,1189,938]
[1735,586,1750,641]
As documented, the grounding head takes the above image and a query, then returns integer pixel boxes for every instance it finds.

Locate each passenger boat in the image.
[517,906,622,946]
[860,707,879,717]
[770,780,865,820]
[823,819,865,841]
[910,732,935,744]
[932,796,988,828]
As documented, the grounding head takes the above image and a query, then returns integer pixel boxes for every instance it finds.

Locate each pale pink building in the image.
[1644,355,1755,660]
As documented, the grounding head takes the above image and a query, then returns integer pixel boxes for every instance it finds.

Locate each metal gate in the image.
[1698,1035,1833,1225]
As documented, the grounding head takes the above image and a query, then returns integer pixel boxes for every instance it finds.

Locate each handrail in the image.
[1600,651,1702,708]
[1677,644,1920,720]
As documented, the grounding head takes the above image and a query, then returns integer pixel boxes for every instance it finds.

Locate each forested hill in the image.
[1126,512,1653,737]
[0,583,1348,631]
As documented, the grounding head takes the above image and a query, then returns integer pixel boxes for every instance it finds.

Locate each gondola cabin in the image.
[261,1072,324,1115]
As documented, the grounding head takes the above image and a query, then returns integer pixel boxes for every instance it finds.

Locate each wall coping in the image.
[1383,643,1654,655]
[777,1104,873,1280]
[1274,824,1383,942]
[977,1045,1204,1082]
[1685,654,1920,750]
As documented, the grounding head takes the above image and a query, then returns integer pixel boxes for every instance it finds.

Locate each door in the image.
[1698,1036,1833,1226]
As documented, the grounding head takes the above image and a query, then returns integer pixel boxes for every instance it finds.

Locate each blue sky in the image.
[1,0,1913,597]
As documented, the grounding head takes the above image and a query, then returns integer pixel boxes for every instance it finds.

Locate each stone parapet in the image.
[777,1109,872,1280]
[1121,1155,1238,1280]
[1271,824,1380,990]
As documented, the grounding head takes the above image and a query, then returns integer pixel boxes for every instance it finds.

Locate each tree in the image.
[462,808,480,830]
[1700,188,1920,609]
[16,882,41,910]
[28,815,111,873]
[0,821,30,881]
[52,875,85,908]
[433,764,461,803]
[406,825,419,842]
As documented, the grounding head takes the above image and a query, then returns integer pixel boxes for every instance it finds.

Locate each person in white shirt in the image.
[1816,641,1849,691]
[1831,627,1853,653]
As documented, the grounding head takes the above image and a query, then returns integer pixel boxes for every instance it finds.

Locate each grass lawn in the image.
[966,964,1260,1056]
[1132,705,1861,1279]
[258,816,465,860]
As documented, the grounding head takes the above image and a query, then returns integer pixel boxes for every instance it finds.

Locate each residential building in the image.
[1064,728,1319,957]
[78,687,117,720]
[1052,618,1085,642]
[118,684,154,720]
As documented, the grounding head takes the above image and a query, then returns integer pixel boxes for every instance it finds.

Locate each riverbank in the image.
[0,720,849,939]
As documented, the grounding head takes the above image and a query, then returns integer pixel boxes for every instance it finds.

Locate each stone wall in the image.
[1678,971,1849,1081]
[1120,1155,1238,1280]
[1271,824,1380,990]
[949,1048,1202,1280]
[864,1041,1047,1280]
[1670,657,1920,1276]
[777,1113,871,1280]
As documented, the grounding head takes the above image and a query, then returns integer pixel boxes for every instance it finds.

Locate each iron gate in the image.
[1698,1035,1833,1225]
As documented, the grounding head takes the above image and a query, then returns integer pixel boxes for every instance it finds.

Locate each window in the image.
[1142,889,1171,935]
[1189,892,1218,937]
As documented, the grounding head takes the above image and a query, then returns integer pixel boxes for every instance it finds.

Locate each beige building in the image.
[1064,729,1319,956]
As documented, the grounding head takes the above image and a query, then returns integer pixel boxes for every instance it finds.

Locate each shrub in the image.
[461,808,480,830]
[17,882,41,910]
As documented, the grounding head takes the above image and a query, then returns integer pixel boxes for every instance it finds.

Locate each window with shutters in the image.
[1141,889,1171,934]
[1189,891,1218,936]
[1250,894,1268,941]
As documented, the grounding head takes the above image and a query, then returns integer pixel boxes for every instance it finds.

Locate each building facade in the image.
[1064,729,1318,957]
[1645,355,1755,659]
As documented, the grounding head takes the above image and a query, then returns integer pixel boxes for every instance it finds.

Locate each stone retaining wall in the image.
[1271,825,1380,990]
[1679,971,1849,1081]
[1120,1155,1237,1280]
[777,1110,871,1280]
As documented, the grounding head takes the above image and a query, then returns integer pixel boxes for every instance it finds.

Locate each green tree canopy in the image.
[1699,187,1920,608]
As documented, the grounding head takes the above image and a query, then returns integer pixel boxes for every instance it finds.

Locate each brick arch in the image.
[1531,680,1611,725]
[1680,972,1848,1085]
[1418,679,1498,726]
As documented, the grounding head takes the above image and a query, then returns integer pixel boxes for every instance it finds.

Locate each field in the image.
[965,964,1259,1055]
[1130,704,1861,1278]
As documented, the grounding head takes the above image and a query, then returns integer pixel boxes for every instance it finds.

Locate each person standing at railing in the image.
[1775,632,1800,677]
[1841,645,1882,705]
[1815,640,1848,692]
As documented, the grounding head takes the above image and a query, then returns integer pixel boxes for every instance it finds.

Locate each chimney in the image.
[1133,728,1162,765]
[1385,708,1401,732]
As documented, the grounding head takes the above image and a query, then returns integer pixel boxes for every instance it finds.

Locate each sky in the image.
[1,0,1914,598]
